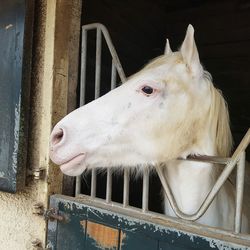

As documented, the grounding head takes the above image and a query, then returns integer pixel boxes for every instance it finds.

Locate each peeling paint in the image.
[207,239,249,250]
[5,24,13,29]
[48,220,57,233]
[80,220,86,231]
[86,221,119,249]
[12,94,21,176]
[119,231,126,248]
[50,196,250,249]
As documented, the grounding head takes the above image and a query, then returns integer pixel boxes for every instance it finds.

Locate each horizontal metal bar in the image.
[82,23,126,83]
[179,155,231,165]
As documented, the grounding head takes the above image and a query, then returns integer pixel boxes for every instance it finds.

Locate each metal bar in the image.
[123,168,130,207]
[80,29,87,106]
[82,23,126,83]
[76,29,88,196]
[91,169,97,197]
[95,28,102,98]
[106,168,112,203]
[179,155,231,165]
[75,177,81,196]
[234,151,246,233]
[156,128,250,221]
[111,60,117,89]
[142,168,149,212]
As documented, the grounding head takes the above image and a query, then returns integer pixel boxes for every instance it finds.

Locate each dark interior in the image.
[79,0,250,211]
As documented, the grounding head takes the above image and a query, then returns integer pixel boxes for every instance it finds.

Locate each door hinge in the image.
[28,168,46,180]
[31,239,52,250]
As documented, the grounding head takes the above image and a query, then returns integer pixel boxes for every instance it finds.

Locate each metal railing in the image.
[75,23,127,196]
[76,23,250,237]
[156,131,249,233]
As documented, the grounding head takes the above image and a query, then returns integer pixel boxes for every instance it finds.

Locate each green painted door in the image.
[47,195,249,250]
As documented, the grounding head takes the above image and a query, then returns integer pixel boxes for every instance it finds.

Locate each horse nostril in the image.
[51,128,64,147]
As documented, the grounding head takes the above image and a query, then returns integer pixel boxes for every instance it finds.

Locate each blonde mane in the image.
[208,82,233,157]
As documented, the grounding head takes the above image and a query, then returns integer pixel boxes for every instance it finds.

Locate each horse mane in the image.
[207,78,233,157]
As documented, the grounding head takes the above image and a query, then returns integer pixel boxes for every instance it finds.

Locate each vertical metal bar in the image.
[91,169,97,197]
[111,60,117,90]
[123,168,130,207]
[75,177,81,196]
[106,168,112,203]
[80,29,87,106]
[76,28,88,196]
[95,28,102,99]
[234,151,246,233]
[90,28,101,198]
[142,168,149,212]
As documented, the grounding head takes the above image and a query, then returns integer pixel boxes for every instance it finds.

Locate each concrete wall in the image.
[0,1,81,249]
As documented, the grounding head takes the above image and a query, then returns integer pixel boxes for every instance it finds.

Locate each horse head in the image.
[50,25,232,176]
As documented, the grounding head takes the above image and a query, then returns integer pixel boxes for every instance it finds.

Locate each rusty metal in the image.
[33,202,44,215]
[31,239,52,249]
[43,208,65,222]
[31,238,42,247]
[28,168,46,180]
[33,203,65,222]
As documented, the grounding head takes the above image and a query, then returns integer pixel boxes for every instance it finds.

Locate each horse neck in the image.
[163,134,218,215]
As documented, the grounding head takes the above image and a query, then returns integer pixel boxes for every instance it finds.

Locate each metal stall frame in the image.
[75,23,250,245]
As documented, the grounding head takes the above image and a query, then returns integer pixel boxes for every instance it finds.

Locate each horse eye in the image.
[141,86,154,95]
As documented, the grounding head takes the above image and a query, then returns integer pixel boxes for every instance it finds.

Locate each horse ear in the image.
[180,24,202,77]
[164,39,172,55]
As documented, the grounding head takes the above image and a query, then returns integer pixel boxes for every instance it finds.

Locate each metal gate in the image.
[47,23,250,249]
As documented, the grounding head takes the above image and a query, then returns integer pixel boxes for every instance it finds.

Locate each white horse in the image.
[50,25,248,232]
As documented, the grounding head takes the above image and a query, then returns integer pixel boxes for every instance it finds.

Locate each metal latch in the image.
[43,207,65,222]
[33,203,65,222]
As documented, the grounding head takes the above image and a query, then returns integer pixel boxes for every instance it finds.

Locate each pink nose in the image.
[50,127,64,148]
